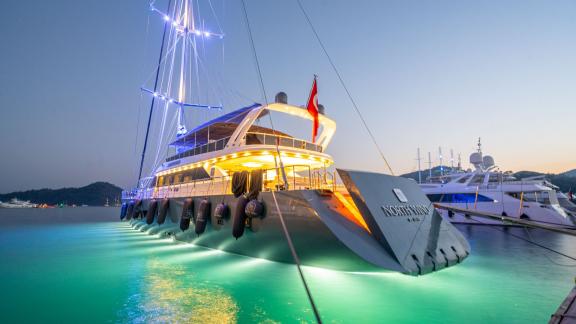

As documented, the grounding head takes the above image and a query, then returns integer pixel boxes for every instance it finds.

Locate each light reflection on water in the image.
[120,259,239,324]
[0,207,575,323]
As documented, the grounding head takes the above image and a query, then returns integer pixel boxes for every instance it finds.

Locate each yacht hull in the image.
[126,170,470,275]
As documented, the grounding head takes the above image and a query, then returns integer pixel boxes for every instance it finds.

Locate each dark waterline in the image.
[0,207,575,323]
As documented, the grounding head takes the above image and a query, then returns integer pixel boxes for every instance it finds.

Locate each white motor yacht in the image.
[419,141,573,227]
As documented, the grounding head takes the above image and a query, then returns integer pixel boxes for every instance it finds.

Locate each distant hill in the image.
[401,167,576,193]
[0,182,123,206]
[561,169,576,178]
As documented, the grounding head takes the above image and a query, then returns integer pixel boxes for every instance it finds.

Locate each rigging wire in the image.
[295,0,395,176]
[240,0,322,322]
[137,0,174,185]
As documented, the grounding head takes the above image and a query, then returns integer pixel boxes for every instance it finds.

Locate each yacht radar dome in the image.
[483,155,495,169]
[275,92,288,104]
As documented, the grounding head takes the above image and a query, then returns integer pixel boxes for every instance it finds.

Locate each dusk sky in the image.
[1,0,575,193]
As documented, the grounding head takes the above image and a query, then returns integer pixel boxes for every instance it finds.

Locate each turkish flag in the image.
[306,76,319,143]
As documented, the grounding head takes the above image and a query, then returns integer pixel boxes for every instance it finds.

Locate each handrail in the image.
[123,165,337,200]
[245,132,323,153]
[166,136,231,162]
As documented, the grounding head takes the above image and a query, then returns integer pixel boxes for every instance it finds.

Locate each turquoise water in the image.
[1,207,575,323]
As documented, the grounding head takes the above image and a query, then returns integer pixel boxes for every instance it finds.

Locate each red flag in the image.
[306,76,319,143]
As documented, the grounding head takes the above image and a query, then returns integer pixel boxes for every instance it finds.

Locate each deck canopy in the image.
[170,103,293,148]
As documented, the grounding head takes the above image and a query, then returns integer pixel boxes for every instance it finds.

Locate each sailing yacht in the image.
[121,0,471,275]
[419,140,573,227]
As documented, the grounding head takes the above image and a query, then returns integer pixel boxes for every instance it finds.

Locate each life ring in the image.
[180,198,194,231]
[146,200,158,225]
[195,199,211,235]
[157,198,170,224]
[232,196,249,239]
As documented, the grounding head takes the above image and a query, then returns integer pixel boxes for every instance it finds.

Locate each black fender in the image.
[120,203,128,220]
[232,196,249,239]
[126,201,135,220]
[180,198,194,231]
[157,198,170,224]
[195,199,211,235]
[146,200,158,225]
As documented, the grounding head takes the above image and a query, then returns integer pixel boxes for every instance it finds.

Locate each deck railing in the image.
[122,165,336,200]
[245,132,322,153]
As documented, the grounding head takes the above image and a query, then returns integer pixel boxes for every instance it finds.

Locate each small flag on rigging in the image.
[306,75,319,143]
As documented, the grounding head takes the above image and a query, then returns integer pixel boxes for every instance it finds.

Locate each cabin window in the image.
[469,174,485,185]
[488,174,502,183]
[457,175,471,183]
[428,193,493,203]
[157,176,164,186]
[507,191,552,204]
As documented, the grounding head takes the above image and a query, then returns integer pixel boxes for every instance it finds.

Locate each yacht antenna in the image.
[477,137,482,154]
[438,146,443,176]
[137,0,173,185]
[416,148,422,184]
[428,152,432,179]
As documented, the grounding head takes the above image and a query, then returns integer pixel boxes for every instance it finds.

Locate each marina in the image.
[1,0,575,322]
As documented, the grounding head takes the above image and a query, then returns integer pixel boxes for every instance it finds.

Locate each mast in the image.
[450,148,454,170]
[137,0,173,185]
[416,148,422,184]
[428,152,432,179]
[438,146,443,176]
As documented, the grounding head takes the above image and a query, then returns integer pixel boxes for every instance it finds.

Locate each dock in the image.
[551,285,576,323]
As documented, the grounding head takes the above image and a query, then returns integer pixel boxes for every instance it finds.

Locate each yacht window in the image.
[444,193,493,203]
[457,175,471,183]
[469,174,485,185]
[506,191,552,204]
[427,193,493,203]
[488,174,502,183]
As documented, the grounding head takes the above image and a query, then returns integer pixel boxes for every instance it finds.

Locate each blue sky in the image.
[0,0,575,192]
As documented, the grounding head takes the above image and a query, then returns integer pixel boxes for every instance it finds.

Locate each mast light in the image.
[150,4,224,39]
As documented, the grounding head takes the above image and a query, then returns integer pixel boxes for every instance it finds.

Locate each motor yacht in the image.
[419,141,573,227]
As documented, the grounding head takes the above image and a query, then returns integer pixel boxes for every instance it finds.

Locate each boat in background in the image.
[0,198,38,208]
[419,140,572,227]
[558,192,576,218]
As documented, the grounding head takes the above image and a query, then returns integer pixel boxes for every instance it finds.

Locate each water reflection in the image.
[120,259,238,323]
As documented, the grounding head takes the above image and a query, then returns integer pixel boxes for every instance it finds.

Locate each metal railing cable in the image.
[240,0,322,322]
[295,0,394,176]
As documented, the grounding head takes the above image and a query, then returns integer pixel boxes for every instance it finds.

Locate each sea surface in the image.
[1,207,575,323]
